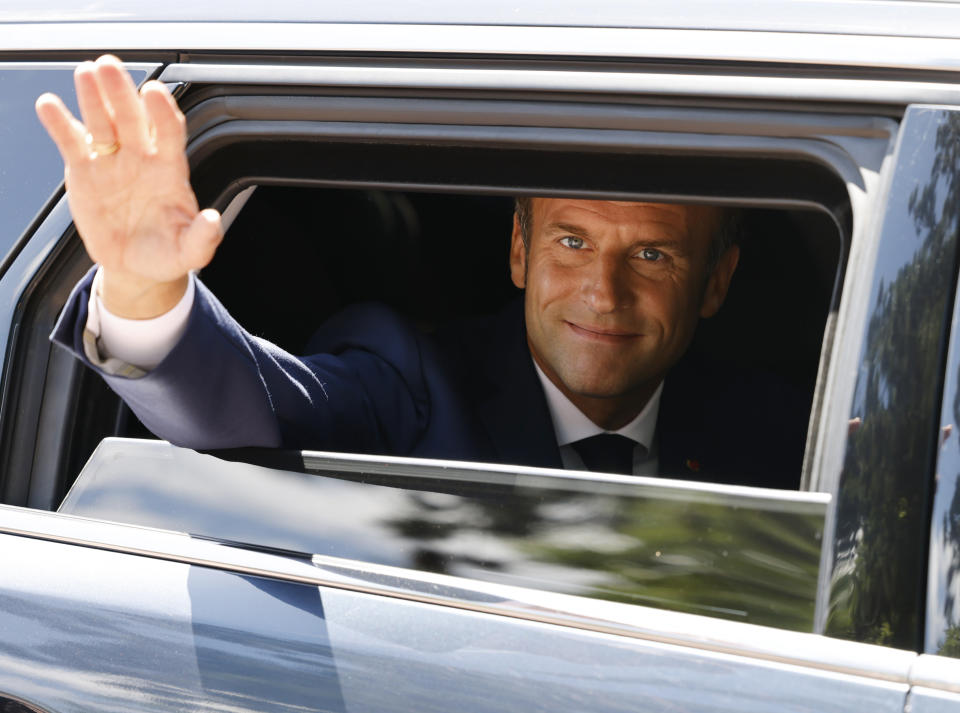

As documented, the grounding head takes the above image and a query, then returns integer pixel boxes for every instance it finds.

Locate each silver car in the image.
[1,1,959,710]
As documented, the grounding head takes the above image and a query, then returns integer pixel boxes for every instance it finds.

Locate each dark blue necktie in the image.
[571,433,638,475]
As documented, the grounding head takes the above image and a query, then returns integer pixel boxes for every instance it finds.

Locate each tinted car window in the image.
[62,438,829,630]
[926,113,960,659]
[827,107,960,652]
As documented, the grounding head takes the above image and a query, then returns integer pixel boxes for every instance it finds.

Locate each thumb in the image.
[181,209,223,271]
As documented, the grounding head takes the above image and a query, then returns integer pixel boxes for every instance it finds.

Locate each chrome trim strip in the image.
[2,23,960,74]
[74,437,830,513]
[0,2,959,39]
[0,502,913,684]
[291,446,830,512]
[0,61,161,73]
[160,62,960,107]
[910,655,960,694]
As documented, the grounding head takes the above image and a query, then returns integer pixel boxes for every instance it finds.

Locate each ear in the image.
[510,213,527,289]
[699,244,740,318]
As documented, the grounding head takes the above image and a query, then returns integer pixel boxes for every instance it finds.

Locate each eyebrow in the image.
[547,222,591,237]
[546,222,687,252]
[637,237,686,252]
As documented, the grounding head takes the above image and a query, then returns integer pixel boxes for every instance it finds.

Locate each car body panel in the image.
[911,689,960,713]
[0,504,919,712]
[0,0,959,40]
[0,24,958,76]
[910,654,960,693]
[0,504,920,679]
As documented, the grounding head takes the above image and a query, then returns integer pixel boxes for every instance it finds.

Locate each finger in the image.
[94,55,150,150]
[848,417,862,436]
[141,81,186,158]
[35,93,89,164]
[74,61,116,145]
[180,209,224,271]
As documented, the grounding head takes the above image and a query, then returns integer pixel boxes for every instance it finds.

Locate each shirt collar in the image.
[532,360,662,450]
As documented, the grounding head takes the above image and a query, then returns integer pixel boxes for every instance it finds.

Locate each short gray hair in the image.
[513,197,740,269]
[707,207,742,269]
[515,196,534,251]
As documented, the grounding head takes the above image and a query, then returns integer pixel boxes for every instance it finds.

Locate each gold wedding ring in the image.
[85,133,121,157]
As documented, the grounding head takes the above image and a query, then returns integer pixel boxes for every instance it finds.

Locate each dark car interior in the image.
[51,184,844,501]
[202,185,840,405]
[129,186,837,488]
[0,180,844,509]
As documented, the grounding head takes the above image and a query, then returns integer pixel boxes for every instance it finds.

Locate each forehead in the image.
[531,198,712,238]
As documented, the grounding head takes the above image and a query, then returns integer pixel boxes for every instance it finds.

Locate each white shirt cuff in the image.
[86,267,195,371]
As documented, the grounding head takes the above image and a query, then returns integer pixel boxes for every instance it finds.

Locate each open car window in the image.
[49,181,840,631]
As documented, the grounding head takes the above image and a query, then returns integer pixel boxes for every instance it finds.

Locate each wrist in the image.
[99,269,189,319]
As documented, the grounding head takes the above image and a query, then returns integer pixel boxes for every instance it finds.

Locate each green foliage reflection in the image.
[829,111,960,649]
[387,487,824,630]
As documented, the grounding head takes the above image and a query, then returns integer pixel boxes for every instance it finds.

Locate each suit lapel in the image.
[657,354,711,479]
[657,376,689,477]
[474,300,563,470]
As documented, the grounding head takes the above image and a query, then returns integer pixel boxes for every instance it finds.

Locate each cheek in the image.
[528,261,578,308]
[638,282,697,331]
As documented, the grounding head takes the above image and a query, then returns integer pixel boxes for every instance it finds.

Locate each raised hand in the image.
[35,55,222,318]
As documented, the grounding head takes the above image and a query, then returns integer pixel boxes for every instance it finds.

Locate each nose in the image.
[580,252,633,314]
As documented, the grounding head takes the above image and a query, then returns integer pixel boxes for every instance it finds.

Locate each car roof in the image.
[1,0,960,40]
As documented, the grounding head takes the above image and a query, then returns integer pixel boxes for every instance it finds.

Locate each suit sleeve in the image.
[50,268,431,453]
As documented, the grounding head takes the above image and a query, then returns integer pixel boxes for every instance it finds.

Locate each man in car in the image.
[37,56,805,485]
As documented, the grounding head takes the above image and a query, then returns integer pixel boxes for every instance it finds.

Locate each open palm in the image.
[36,55,221,315]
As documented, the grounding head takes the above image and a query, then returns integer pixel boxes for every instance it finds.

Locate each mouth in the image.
[566,321,641,343]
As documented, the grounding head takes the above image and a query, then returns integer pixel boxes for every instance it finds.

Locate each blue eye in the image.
[560,236,586,250]
[639,247,663,261]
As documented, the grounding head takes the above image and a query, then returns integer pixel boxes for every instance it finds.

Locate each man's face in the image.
[510,199,739,422]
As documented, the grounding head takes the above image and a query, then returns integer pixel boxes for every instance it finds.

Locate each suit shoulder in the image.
[303,301,419,354]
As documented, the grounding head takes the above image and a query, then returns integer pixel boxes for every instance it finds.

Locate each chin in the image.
[561,374,635,400]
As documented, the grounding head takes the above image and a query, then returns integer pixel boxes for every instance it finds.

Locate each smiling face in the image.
[510,198,739,429]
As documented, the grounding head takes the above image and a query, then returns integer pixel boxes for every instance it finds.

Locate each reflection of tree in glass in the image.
[384,489,579,574]
[942,624,960,657]
[830,113,960,650]
[939,445,960,655]
[942,187,960,656]
[385,486,822,631]
[522,495,821,630]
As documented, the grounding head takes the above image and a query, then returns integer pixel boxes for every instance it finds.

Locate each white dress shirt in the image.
[533,361,661,476]
[87,266,195,370]
[89,268,662,474]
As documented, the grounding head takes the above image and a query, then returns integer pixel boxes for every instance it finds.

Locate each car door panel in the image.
[0,507,916,713]
[909,690,960,713]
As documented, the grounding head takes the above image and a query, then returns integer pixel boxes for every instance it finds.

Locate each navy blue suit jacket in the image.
[52,270,806,489]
